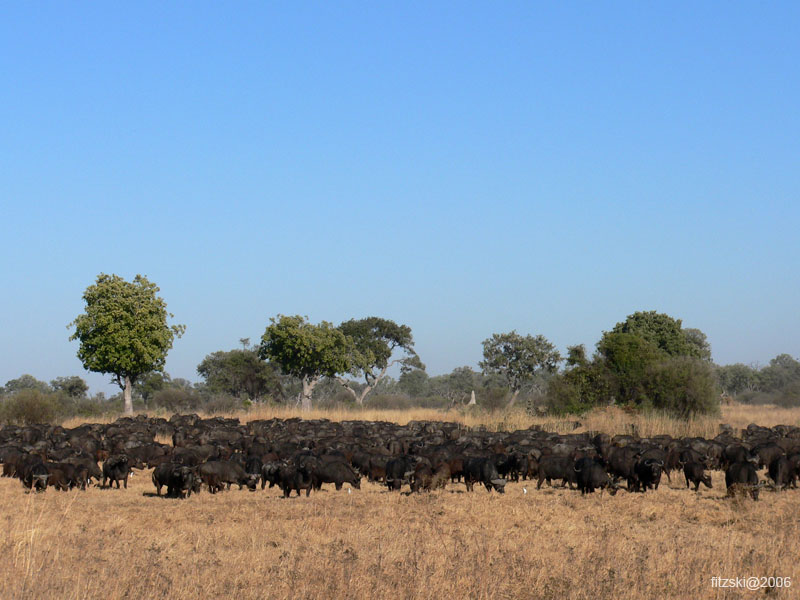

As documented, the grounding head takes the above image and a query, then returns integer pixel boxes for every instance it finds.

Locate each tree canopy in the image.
[69,273,185,415]
[3,374,52,395]
[50,376,89,399]
[337,317,423,405]
[197,349,283,401]
[606,311,711,360]
[547,311,718,417]
[480,331,561,406]
[259,315,351,410]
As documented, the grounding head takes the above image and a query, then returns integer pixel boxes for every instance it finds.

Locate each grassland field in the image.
[2,404,799,599]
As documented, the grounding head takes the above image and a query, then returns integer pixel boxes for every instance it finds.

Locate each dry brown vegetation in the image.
[59,401,800,438]
[4,404,800,599]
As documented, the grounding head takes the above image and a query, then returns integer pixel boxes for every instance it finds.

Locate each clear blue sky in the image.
[1,3,798,395]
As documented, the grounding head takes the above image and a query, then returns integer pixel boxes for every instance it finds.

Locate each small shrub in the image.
[315,389,356,409]
[479,388,509,413]
[0,389,60,424]
[58,396,106,419]
[203,394,244,414]
[645,357,719,418]
[544,377,594,416]
[774,381,800,408]
[151,388,202,413]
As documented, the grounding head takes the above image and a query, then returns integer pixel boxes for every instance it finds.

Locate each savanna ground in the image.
[2,404,799,599]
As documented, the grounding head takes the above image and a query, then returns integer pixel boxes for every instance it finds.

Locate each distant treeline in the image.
[53,273,799,422]
[2,345,799,426]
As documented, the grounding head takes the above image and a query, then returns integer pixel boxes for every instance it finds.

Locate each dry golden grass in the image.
[2,467,798,599]
[16,404,796,599]
[59,402,800,439]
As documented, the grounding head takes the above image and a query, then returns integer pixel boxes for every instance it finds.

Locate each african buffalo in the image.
[633,458,663,492]
[102,455,131,489]
[167,465,200,498]
[464,457,506,493]
[311,460,361,491]
[385,456,418,491]
[278,461,314,498]
[725,462,762,501]
[197,460,248,493]
[574,457,617,495]
[768,456,796,491]
[536,455,576,490]
[683,462,712,491]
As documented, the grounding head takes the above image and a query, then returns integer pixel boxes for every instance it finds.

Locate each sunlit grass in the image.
[1,462,797,599]
[33,403,800,598]
[61,402,800,438]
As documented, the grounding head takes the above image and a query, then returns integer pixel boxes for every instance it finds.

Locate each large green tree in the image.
[645,356,718,417]
[69,273,185,415]
[428,366,481,405]
[596,311,716,414]
[337,317,423,405]
[50,376,89,399]
[715,363,759,396]
[479,331,561,407]
[398,368,430,398]
[258,315,351,411]
[197,349,283,401]
[546,345,615,415]
[758,354,800,392]
[607,311,711,360]
[596,332,662,404]
[3,374,52,395]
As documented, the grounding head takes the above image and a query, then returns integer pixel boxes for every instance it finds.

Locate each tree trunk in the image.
[505,388,520,408]
[338,362,396,406]
[337,381,366,405]
[357,387,370,405]
[124,375,133,415]
[301,377,319,411]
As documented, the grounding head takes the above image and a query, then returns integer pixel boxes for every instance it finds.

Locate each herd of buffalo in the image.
[2,414,799,502]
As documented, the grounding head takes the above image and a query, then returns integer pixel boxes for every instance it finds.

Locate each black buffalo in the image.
[573,457,617,495]
[311,460,361,491]
[725,462,762,501]
[464,457,506,493]
[385,456,418,491]
[20,460,50,492]
[278,461,314,498]
[152,462,174,496]
[606,447,640,492]
[536,455,576,490]
[683,462,712,491]
[197,460,248,493]
[167,465,200,498]
[102,456,131,489]
[768,456,795,491]
[244,456,263,490]
[633,458,663,492]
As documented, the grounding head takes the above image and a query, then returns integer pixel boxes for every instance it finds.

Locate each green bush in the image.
[314,388,357,409]
[479,388,510,412]
[0,389,60,424]
[151,388,203,413]
[543,361,615,416]
[55,394,105,419]
[773,381,800,408]
[644,357,719,418]
[203,394,246,414]
[544,377,593,416]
